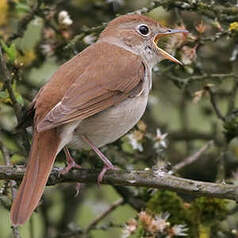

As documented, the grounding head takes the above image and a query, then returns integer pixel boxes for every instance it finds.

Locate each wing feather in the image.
[37,42,145,132]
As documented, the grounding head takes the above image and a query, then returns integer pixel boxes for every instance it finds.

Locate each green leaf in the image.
[0,90,11,104]
[15,91,24,106]
[8,44,17,63]
[15,2,31,14]
[0,40,18,63]
[12,82,24,106]
[0,91,8,98]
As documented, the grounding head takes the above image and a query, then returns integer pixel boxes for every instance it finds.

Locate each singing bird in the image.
[10,14,187,225]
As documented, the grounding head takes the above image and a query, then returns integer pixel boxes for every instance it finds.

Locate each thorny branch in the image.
[1,165,238,201]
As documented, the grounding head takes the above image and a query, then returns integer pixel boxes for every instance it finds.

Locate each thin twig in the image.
[166,73,238,89]
[9,0,43,41]
[153,0,238,22]
[207,87,226,121]
[85,198,124,233]
[173,140,214,172]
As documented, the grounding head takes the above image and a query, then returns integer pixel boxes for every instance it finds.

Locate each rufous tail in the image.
[10,129,60,225]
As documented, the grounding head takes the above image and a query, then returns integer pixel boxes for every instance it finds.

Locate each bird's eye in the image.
[138,24,150,36]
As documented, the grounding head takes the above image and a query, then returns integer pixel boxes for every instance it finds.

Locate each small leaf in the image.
[0,90,11,104]
[12,82,24,106]
[15,2,31,13]
[0,90,8,99]
[0,40,18,63]
[15,91,24,105]
[8,44,17,62]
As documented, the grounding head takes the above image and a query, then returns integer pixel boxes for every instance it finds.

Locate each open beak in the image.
[153,29,188,65]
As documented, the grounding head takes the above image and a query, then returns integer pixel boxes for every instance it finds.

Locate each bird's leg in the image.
[60,147,81,196]
[81,135,117,183]
[60,147,81,175]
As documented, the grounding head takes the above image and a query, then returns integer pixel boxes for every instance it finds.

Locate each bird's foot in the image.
[81,135,119,184]
[60,147,81,175]
[97,164,118,184]
[60,159,81,175]
[61,147,81,196]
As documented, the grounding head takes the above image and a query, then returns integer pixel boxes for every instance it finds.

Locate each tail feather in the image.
[10,129,60,225]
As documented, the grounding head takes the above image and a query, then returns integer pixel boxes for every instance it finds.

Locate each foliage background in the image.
[1,0,238,237]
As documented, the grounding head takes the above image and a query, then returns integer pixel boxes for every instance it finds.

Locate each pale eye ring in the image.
[137,24,150,36]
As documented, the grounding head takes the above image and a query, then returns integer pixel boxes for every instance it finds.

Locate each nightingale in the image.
[10,14,187,225]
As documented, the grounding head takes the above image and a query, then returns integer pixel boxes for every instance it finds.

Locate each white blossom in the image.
[122,219,137,238]
[153,212,170,233]
[154,128,168,149]
[171,224,188,237]
[40,44,53,55]
[127,133,143,152]
[58,10,73,26]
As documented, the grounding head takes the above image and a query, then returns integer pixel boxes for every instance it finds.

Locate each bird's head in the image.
[99,14,188,66]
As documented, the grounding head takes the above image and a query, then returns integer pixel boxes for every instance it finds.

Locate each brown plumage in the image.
[10,14,187,225]
[37,42,145,131]
[10,129,60,224]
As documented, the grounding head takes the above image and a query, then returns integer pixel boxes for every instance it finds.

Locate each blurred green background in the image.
[1,0,238,237]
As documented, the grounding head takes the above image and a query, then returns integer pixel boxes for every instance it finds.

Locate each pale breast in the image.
[69,92,149,150]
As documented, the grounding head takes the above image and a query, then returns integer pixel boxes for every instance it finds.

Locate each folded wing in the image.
[37,42,145,132]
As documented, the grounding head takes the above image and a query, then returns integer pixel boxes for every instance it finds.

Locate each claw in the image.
[60,159,81,175]
[60,147,81,175]
[60,147,81,174]
[97,165,117,184]
[60,147,82,194]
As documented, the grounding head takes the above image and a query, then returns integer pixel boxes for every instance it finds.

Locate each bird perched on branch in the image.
[10,14,187,225]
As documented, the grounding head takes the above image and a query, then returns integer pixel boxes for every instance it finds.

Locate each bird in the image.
[10,14,187,225]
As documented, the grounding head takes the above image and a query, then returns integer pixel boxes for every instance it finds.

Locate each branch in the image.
[1,165,238,201]
[9,0,43,41]
[166,73,238,89]
[173,140,214,172]
[85,198,124,233]
[153,0,238,22]
[207,87,226,121]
